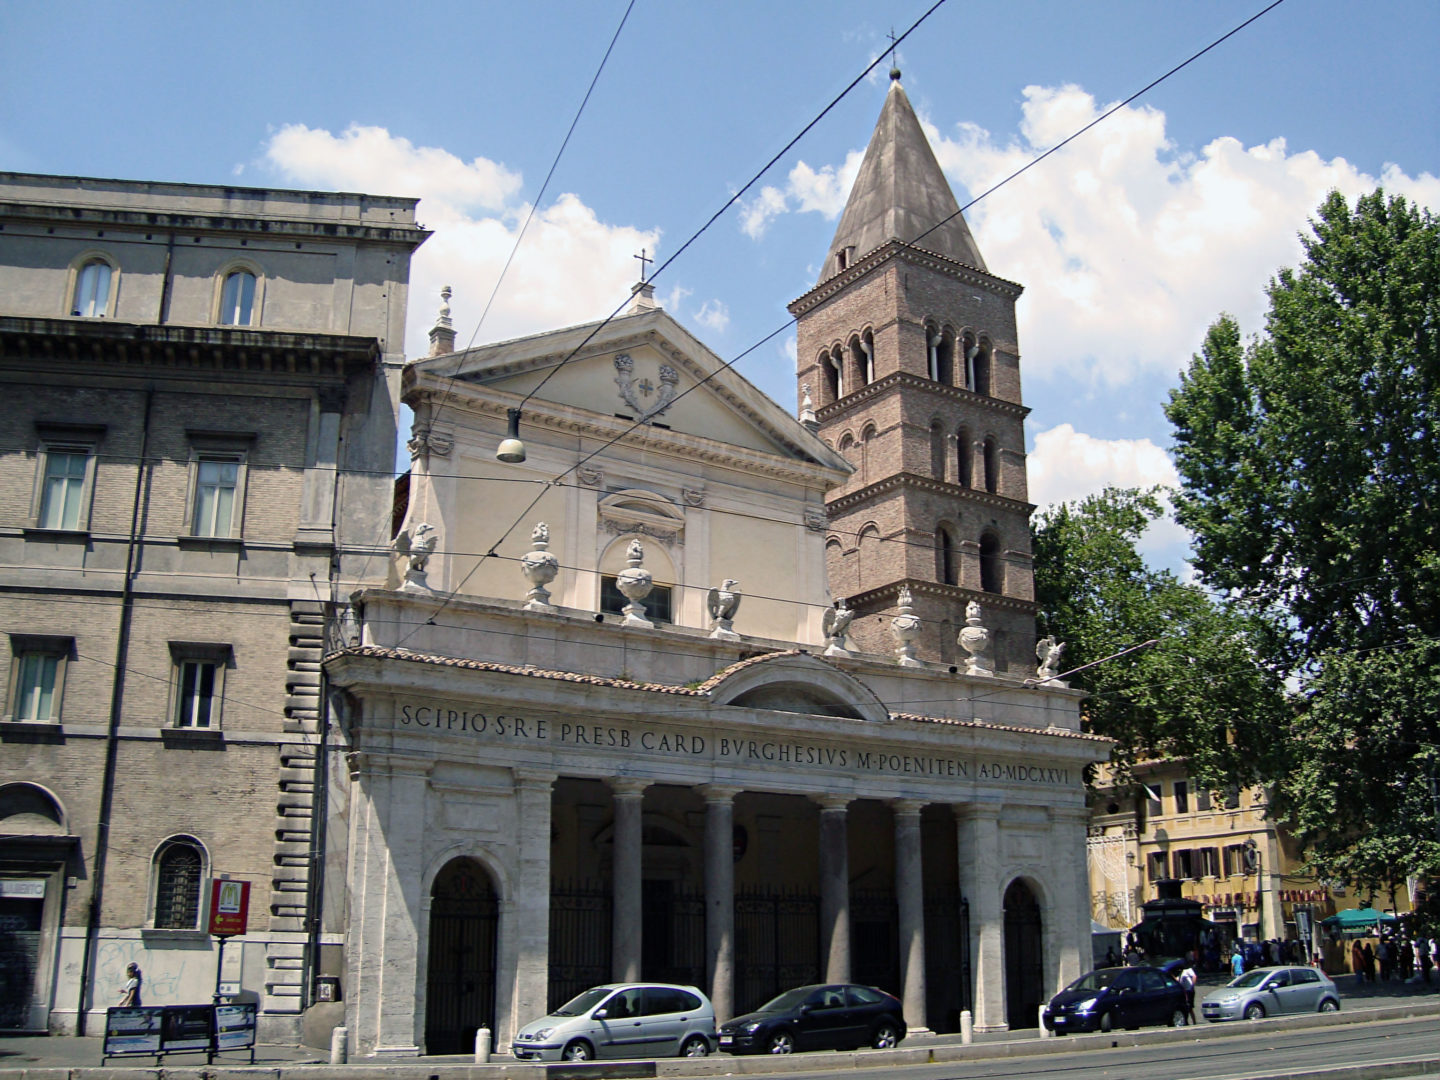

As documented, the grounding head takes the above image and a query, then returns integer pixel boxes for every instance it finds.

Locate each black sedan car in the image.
[717,984,906,1054]
[1042,966,1188,1034]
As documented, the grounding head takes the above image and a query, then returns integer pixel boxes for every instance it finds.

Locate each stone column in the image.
[893,799,930,1034]
[511,769,556,1045]
[957,803,1006,1032]
[1051,807,1093,994]
[701,785,741,1022]
[611,779,649,982]
[815,795,852,983]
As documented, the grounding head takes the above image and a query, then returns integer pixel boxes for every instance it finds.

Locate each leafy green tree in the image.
[1032,487,1286,788]
[1166,189,1440,896]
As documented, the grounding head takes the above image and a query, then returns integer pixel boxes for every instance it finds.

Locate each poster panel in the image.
[103,1007,162,1055]
[214,1003,257,1051]
[160,1004,214,1052]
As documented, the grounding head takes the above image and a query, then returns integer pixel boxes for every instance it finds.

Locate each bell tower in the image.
[789,71,1037,670]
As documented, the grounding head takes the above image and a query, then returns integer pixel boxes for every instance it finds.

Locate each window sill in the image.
[0,721,64,744]
[21,528,91,543]
[176,535,243,551]
[161,728,224,749]
[141,927,209,943]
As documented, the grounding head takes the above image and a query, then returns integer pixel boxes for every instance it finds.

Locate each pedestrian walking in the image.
[118,963,142,1007]
[1362,941,1376,983]
[1179,957,1198,1026]
[1231,944,1245,979]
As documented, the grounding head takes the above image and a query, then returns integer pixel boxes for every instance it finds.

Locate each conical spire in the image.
[820,77,986,283]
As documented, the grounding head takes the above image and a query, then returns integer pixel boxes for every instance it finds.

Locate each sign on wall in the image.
[208,879,250,937]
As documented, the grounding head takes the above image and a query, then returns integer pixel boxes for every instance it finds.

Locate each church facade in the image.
[324,76,1106,1058]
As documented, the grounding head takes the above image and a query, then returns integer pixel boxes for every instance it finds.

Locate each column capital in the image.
[610,777,651,799]
[954,801,1001,823]
[891,798,926,819]
[699,784,742,805]
[513,768,557,793]
[812,793,854,813]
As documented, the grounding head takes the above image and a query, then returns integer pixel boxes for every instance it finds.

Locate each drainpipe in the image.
[76,383,154,1034]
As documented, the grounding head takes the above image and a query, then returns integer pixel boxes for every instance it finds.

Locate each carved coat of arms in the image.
[614,354,679,423]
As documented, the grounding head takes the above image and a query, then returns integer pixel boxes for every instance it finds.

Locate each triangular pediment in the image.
[413,307,847,470]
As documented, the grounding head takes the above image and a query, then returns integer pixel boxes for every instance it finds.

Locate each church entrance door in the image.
[425,858,499,1055]
[1003,879,1043,1028]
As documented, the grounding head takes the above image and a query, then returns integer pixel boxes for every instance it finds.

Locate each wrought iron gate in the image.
[1003,880,1043,1029]
[548,880,611,1010]
[924,889,971,1032]
[425,860,499,1055]
[851,890,899,995]
[641,880,705,988]
[735,887,819,1015]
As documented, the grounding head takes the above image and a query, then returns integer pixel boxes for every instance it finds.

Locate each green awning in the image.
[1320,907,1398,930]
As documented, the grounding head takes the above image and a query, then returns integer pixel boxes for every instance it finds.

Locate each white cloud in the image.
[694,299,730,332]
[1028,423,1189,560]
[745,86,1439,386]
[263,124,660,358]
[739,150,864,238]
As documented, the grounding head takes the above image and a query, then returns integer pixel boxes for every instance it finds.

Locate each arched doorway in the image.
[426,858,499,1055]
[1003,879,1043,1028]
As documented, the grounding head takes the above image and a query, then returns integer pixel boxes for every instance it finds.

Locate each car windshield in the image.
[553,987,613,1016]
[1228,970,1269,988]
[1065,969,1123,992]
[756,988,814,1013]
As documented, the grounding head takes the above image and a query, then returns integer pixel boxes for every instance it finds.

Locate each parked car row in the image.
[1042,964,1341,1035]
[511,981,907,1061]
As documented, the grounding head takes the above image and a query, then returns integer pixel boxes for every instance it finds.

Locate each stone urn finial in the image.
[520,521,560,612]
[707,579,742,641]
[799,383,817,428]
[891,586,923,668]
[823,597,854,657]
[614,538,654,628]
[958,600,995,676]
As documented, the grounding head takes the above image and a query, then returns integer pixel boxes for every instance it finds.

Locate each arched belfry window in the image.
[820,350,840,404]
[973,341,992,397]
[861,423,877,486]
[929,420,946,481]
[956,426,973,488]
[936,525,958,586]
[979,531,1003,594]
[983,437,999,494]
[935,327,955,385]
[851,334,873,387]
[828,347,845,400]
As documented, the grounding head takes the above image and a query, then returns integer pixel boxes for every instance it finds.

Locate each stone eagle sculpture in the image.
[707,579,742,640]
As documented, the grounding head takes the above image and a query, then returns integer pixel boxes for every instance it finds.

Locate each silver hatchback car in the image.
[511,982,716,1061]
[1201,965,1340,1022]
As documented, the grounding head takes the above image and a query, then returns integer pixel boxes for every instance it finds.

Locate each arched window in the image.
[956,426,973,488]
[979,532,1003,594]
[153,838,205,929]
[851,334,873,387]
[935,327,955,385]
[820,350,840,404]
[973,341,992,397]
[858,524,882,592]
[936,525,958,586]
[983,436,999,494]
[72,259,114,318]
[929,420,946,481]
[961,333,977,389]
[925,323,942,381]
[861,424,877,486]
[828,347,845,400]
[219,270,258,326]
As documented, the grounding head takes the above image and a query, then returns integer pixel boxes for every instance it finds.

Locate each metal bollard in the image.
[960,1009,973,1044]
[330,1025,348,1065]
[474,1026,492,1063]
[1037,1004,1049,1036]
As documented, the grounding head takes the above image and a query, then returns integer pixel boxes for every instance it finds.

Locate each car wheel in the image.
[1319,998,1340,1013]
[871,1022,900,1049]
[1169,1009,1187,1028]
[1244,1002,1266,1021]
[562,1040,594,1061]
[767,1030,795,1054]
[680,1035,710,1057]
[1099,1011,1113,1033]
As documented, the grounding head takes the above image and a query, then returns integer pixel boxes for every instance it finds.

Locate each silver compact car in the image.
[511,983,715,1061]
[1201,965,1340,1022]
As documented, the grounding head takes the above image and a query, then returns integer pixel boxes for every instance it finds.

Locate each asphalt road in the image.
[739,1017,1440,1080]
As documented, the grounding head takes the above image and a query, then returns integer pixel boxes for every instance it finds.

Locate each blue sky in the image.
[4,0,1437,565]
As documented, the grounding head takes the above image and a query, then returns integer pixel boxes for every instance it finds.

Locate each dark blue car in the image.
[1042,966,1188,1034]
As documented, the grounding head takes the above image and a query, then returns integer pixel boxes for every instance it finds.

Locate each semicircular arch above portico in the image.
[704,651,889,723]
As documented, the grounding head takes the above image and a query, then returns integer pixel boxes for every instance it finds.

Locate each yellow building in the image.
[1086,760,1411,965]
